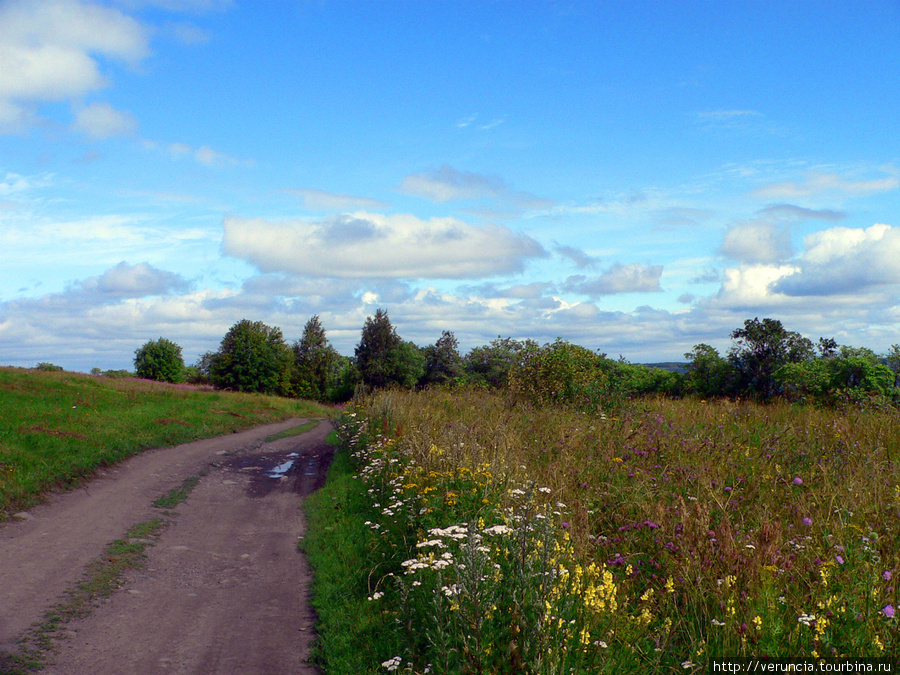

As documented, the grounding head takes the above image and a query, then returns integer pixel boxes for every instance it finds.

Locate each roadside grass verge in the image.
[0,367,333,519]
[301,431,398,673]
[151,473,205,509]
[320,388,900,673]
[0,518,168,673]
[265,420,319,443]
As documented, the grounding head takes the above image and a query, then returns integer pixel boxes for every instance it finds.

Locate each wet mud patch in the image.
[223,441,334,498]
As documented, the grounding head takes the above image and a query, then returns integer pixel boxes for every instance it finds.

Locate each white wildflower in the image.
[382,656,402,671]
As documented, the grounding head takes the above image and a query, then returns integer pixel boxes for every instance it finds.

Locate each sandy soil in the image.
[0,418,333,674]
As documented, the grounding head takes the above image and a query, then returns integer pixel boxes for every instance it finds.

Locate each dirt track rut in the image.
[0,418,333,674]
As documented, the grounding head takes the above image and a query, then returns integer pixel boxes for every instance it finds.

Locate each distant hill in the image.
[641,362,689,374]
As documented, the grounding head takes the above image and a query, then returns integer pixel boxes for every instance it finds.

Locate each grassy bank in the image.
[307,388,899,673]
[0,366,333,518]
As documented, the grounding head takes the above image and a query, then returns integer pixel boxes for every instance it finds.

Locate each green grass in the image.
[0,367,333,519]
[265,420,319,443]
[301,430,397,674]
[0,518,168,673]
[151,473,204,509]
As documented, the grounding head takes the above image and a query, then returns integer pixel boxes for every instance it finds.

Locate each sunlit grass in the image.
[0,366,333,517]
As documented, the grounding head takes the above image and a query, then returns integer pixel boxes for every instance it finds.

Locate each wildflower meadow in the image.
[308,387,900,673]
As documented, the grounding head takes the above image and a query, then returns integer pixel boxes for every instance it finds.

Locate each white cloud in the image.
[75,261,190,298]
[400,165,551,209]
[751,171,899,200]
[222,212,546,280]
[719,222,793,264]
[555,245,598,269]
[564,263,664,296]
[0,0,149,132]
[72,101,138,138]
[773,223,900,296]
[284,188,388,211]
[712,264,798,308]
[194,145,235,166]
[756,204,845,222]
[160,140,250,167]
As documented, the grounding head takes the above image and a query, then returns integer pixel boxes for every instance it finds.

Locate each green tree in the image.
[210,319,293,395]
[728,318,814,399]
[421,331,462,387]
[391,340,426,389]
[885,344,900,388]
[133,337,185,383]
[292,315,340,400]
[355,308,402,389]
[463,337,537,388]
[683,343,733,397]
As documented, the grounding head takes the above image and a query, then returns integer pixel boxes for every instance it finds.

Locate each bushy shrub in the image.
[209,319,293,395]
[508,338,604,408]
[134,337,185,383]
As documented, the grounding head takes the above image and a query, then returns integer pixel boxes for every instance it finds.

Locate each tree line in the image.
[132,311,900,408]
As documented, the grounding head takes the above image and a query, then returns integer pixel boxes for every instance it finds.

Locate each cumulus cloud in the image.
[284,188,388,211]
[773,223,900,296]
[565,263,663,296]
[72,101,138,138]
[221,212,547,280]
[751,171,899,200]
[718,222,793,264]
[0,0,148,132]
[690,268,721,284]
[712,264,798,308]
[400,165,552,209]
[75,261,190,298]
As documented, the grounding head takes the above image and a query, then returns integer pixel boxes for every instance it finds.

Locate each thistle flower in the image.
[884,604,895,619]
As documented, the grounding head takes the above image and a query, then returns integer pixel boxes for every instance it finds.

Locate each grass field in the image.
[304,388,900,673]
[0,366,333,519]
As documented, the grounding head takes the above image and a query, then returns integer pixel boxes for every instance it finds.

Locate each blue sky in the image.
[2,0,899,371]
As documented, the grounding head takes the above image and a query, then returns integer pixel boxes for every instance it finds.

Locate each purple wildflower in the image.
[802,517,813,526]
[883,604,895,619]
[883,571,892,581]
[792,477,803,485]
[835,555,845,565]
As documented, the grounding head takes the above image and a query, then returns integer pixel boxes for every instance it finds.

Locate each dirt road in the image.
[0,418,333,674]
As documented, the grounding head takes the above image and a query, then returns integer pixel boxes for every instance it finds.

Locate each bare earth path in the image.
[0,418,333,674]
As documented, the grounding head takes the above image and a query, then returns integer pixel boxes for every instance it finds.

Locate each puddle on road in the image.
[223,444,333,498]
[266,453,299,478]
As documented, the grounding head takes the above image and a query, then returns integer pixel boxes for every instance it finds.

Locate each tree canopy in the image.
[134,337,185,383]
[209,319,293,395]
